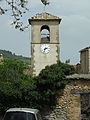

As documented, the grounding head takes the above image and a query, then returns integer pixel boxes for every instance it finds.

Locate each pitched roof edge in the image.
[28,12,62,24]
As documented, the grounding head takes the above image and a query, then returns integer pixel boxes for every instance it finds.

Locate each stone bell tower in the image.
[28,12,61,75]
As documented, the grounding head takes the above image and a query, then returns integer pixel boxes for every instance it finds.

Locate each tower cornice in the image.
[28,12,62,24]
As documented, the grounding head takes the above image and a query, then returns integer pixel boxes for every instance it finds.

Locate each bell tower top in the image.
[28,12,61,24]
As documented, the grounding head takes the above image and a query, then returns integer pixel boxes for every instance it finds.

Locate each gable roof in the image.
[28,12,61,24]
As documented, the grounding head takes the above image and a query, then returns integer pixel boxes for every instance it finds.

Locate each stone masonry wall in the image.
[42,74,90,120]
[42,108,68,120]
[57,79,90,120]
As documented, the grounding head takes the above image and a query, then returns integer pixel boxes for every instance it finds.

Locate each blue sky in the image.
[0,0,90,64]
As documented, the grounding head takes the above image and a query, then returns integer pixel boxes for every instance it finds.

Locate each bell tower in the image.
[28,12,61,75]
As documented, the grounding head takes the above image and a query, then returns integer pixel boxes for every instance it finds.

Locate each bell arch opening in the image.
[40,25,50,43]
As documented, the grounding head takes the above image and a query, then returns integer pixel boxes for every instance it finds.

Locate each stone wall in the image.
[43,74,90,120]
[42,108,68,120]
[57,81,81,120]
[57,74,90,120]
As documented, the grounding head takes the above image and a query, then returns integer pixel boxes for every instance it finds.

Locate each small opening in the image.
[40,25,50,43]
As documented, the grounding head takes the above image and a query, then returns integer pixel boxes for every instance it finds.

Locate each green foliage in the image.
[36,61,75,108]
[0,59,27,81]
[0,79,38,113]
[0,59,38,113]
[0,60,75,113]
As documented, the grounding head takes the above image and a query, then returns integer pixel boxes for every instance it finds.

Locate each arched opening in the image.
[40,25,50,43]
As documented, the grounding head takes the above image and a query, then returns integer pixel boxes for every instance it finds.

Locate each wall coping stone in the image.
[71,89,90,94]
[67,74,90,80]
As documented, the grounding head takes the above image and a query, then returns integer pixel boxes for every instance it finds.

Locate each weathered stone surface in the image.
[67,73,90,80]
[71,89,90,94]
[57,78,90,120]
[41,75,90,120]
[43,108,68,120]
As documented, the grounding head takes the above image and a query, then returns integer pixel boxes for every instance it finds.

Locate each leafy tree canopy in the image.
[0,60,76,113]
[0,59,28,81]
[0,59,38,113]
[35,61,75,108]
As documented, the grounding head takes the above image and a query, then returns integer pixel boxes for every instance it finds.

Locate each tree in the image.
[36,61,75,108]
[0,60,75,114]
[0,59,27,81]
[0,59,39,114]
[0,78,39,113]
[0,0,29,31]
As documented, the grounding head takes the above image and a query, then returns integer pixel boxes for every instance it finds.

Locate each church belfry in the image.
[28,12,61,75]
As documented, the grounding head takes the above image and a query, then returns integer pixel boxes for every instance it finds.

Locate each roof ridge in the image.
[30,12,61,20]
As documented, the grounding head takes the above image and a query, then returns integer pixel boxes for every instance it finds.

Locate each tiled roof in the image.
[28,12,61,24]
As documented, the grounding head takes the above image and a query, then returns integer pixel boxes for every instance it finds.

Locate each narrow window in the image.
[40,25,50,43]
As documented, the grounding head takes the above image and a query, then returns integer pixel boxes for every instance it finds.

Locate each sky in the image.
[0,0,90,64]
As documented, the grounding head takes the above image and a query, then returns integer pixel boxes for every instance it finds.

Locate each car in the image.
[2,108,42,120]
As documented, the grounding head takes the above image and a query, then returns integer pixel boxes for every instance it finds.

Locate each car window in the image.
[3,112,26,120]
[3,112,36,120]
[28,112,36,120]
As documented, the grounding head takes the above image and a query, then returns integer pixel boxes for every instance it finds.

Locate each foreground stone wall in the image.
[57,74,90,120]
[58,81,81,120]
[42,108,68,120]
[43,74,90,120]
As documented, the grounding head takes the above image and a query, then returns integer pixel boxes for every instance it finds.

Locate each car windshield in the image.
[3,111,36,120]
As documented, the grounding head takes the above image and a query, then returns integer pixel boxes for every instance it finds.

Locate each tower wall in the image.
[29,13,61,75]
